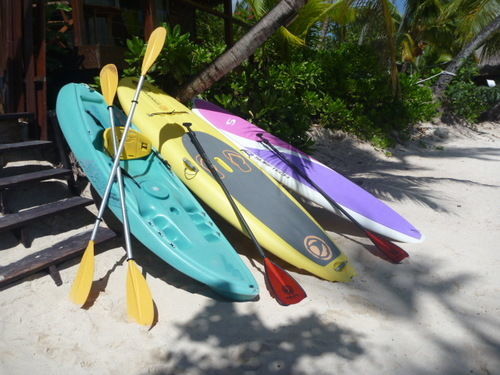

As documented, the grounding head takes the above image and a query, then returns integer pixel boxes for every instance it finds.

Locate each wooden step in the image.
[0,112,34,121]
[0,140,53,155]
[0,228,117,288]
[0,168,72,190]
[0,196,93,233]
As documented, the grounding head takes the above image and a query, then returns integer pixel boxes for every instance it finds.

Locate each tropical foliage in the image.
[122,0,499,148]
[445,60,500,122]
[123,23,224,90]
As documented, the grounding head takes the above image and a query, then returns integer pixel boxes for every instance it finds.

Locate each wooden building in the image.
[0,0,244,141]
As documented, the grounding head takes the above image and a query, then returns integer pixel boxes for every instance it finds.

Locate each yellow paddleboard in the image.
[117,78,356,282]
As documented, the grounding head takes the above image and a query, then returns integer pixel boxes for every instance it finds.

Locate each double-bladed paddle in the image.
[182,122,306,306]
[256,134,409,263]
[101,63,154,326]
[70,27,167,325]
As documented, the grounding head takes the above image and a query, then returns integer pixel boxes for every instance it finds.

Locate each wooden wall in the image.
[0,0,244,140]
[0,0,47,140]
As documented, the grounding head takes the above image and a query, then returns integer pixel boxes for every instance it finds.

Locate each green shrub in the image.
[204,59,324,148]
[121,27,439,149]
[204,43,438,148]
[400,74,439,124]
[445,61,500,122]
[314,44,437,146]
[123,23,224,90]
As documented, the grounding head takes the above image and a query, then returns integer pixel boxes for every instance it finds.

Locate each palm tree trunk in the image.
[381,0,400,98]
[176,0,308,103]
[434,14,500,100]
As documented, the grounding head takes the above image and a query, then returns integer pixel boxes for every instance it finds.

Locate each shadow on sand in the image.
[147,300,365,375]
[128,131,500,374]
[137,249,499,375]
[307,133,500,213]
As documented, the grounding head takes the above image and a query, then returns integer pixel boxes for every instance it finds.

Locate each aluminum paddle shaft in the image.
[88,75,145,260]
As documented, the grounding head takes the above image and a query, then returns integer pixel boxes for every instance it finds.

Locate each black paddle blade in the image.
[263,258,306,306]
[365,230,409,263]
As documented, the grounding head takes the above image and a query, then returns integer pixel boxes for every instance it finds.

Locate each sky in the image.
[395,0,407,13]
[231,0,407,14]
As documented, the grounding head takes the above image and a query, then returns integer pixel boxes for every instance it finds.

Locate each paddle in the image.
[102,64,154,326]
[120,27,165,324]
[70,28,166,324]
[182,122,306,306]
[256,134,409,264]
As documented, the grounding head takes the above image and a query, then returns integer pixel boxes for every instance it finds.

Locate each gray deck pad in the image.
[182,131,341,266]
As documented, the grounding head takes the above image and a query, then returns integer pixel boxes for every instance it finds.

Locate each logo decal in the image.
[304,235,333,261]
[196,155,225,179]
[223,150,252,173]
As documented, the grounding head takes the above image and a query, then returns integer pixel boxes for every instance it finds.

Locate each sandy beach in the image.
[1,121,499,375]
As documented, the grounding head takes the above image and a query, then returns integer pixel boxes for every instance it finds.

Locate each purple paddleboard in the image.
[192,99,424,243]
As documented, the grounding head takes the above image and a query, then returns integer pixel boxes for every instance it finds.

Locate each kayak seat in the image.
[102,127,152,160]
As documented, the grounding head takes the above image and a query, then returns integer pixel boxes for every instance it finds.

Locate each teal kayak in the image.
[56,83,258,301]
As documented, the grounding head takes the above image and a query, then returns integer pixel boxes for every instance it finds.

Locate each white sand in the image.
[1,122,499,375]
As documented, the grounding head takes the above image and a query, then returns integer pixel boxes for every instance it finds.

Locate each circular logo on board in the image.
[304,236,333,261]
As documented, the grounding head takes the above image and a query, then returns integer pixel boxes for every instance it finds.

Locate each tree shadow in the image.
[145,300,365,375]
[234,126,498,220]
[342,249,500,374]
[307,132,500,213]
[136,242,499,374]
[78,125,500,375]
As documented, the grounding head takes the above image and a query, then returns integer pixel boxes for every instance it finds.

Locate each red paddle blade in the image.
[365,230,409,263]
[263,258,306,306]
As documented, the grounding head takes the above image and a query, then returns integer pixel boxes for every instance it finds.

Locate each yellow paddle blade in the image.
[99,64,118,106]
[141,27,167,76]
[103,127,152,160]
[126,260,154,326]
[69,240,95,305]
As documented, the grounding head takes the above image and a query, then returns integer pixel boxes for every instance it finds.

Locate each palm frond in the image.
[246,0,269,18]
[442,0,500,44]
[479,30,500,61]
[354,1,400,91]
[287,0,335,37]
[278,26,306,45]
[401,33,417,62]
[324,0,358,25]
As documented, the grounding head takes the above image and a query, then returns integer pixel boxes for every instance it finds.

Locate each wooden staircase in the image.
[0,135,89,246]
[0,112,117,288]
